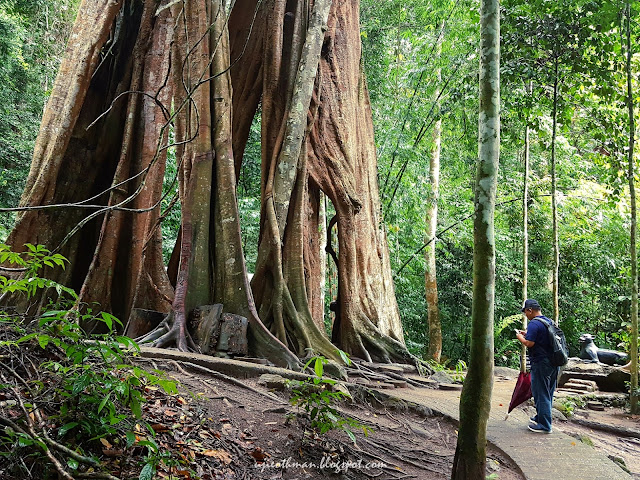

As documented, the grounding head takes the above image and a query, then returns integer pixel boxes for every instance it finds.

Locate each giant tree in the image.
[2,0,419,368]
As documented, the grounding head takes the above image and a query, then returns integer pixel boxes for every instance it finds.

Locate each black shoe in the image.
[528,423,552,434]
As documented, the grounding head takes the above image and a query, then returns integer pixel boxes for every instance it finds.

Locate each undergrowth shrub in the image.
[287,354,371,443]
[0,243,181,480]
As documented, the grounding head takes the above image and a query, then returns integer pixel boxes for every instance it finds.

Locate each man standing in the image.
[515,299,559,433]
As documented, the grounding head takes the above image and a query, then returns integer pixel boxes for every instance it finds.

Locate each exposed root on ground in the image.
[135,310,197,352]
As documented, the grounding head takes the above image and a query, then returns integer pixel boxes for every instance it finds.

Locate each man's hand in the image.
[515,330,534,348]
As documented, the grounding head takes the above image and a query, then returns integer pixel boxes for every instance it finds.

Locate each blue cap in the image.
[521,299,541,312]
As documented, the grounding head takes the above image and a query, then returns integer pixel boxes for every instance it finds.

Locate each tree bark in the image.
[521,80,532,373]
[136,0,300,367]
[624,0,638,414]
[551,58,560,326]
[233,0,339,362]
[4,0,174,323]
[451,0,499,475]
[307,0,411,363]
[76,0,174,328]
[425,23,443,364]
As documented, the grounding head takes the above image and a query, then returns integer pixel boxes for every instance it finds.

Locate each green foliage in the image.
[494,314,523,368]
[237,110,262,274]
[288,355,371,443]
[555,396,585,417]
[453,359,467,382]
[0,243,73,298]
[0,243,180,479]
[0,0,79,234]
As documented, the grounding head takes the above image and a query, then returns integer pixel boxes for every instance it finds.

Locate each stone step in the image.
[375,382,395,389]
[567,378,598,388]
[587,401,605,411]
[564,382,595,392]
[439,383,463,391]
[557,388,591,395]
[389,380,408,388]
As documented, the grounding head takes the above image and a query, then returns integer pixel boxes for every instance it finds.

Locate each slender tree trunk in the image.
[451,0,499,475]
[551,58,560,326]
[625,0,638,414]
[521,81,532,373]
[425,24,443,363]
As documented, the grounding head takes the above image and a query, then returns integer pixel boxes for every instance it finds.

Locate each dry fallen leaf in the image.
[102,448,124,457]
[202,448,232,465]
[250,447,270,461]
[99,438,113,449]
[221,423,233,436]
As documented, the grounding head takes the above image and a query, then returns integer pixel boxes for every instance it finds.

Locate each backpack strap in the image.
[531,316,550,330]
[535,316,549,326]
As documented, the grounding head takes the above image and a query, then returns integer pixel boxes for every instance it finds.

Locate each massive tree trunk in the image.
[451,0,499,475]
[4,0,174,322]
[230,0,415,365]
[230,0,339,361]
[4,0,418,369]
[137,0,300,367]
[307,0,410,363]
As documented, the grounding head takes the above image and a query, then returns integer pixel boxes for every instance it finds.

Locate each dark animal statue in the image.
[578,333,628,366]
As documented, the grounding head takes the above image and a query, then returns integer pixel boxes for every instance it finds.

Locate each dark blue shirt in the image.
[525,316,553,363]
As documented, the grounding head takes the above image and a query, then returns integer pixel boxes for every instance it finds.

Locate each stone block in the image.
[190,305,222,354]
[258,373,287,390]
[563,382,595,392]
[439,383,463,391]
[217,313,248,356]
[390,380,408,388]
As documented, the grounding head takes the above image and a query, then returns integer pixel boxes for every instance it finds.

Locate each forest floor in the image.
[131,359,640,480]
[3,341,639,480]
[129,358,524,480]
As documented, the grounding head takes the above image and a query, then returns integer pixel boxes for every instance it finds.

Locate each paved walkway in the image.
[383,376,632,480]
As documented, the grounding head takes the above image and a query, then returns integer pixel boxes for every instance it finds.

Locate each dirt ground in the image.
[144,359,524,480]
[132,358,640,480]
